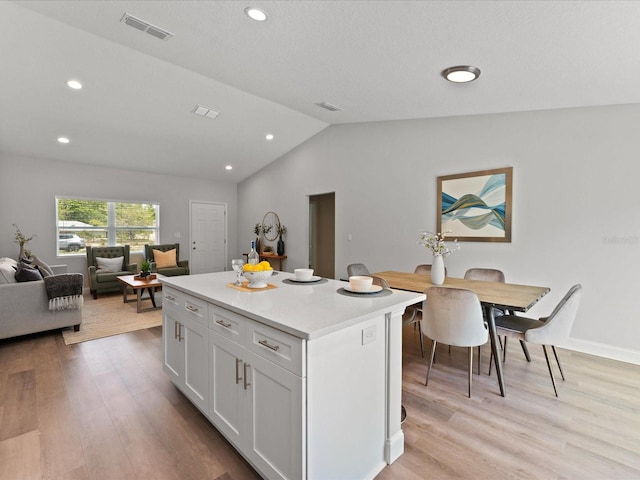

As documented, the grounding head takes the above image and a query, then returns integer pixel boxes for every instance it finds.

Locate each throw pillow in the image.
[96,256,124,273]
[31,254,54,276]
[153,249,177,269]
[0,257,18,284]
[15,262,43,282]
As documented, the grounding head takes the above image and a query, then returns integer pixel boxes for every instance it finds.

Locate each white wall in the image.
[239,104,640,363]
[0,154,238,278]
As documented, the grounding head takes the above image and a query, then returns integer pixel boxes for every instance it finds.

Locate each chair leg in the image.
[476,345,481,375]
[418,322,425,358]
[520,340,531,362]
[425,340,437,386]
[542,345,559,397]
[551,345,565,381]
[503,336,508,362]
[468,346,473,398]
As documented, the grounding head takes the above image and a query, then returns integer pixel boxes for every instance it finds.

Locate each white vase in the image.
[431,255,445,285]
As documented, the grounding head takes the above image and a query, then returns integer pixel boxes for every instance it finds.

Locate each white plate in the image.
[343,284,383,294]
[289,276,322,283]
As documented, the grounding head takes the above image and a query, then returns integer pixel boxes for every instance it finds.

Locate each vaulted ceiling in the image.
[2,1,639,182]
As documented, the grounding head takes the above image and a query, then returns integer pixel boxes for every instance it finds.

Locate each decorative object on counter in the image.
[231,258,245,286]
[248,241,259,265]
[13,223,36,261]
[242,260,273,288]
[418,230,460,285]
[276,223,287,255]
[294,268,314,281]
[437,166,513,242]
[348,275,374,292]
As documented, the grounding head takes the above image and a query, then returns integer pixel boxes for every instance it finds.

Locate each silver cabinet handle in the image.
[216,319,232,329]
[186,305,198,313]
[258,339,280,351]
[235,358,242,384]
[178,322,183,342]
[166,295,176,302]
[174,320,179,339]
[243,363,251,390]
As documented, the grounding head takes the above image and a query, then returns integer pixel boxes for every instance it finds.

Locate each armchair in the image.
[144,243,189,277]
[86,245,136,299]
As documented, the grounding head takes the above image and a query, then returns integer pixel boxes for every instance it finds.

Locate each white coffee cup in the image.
[294,268,314,281]
[349,275,373,292]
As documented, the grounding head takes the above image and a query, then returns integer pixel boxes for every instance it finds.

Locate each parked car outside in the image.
[58,234,85,252]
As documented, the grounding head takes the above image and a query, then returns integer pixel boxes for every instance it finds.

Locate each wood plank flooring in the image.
[1,297,639,479]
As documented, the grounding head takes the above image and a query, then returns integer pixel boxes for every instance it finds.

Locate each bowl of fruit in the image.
[242,261,274,288]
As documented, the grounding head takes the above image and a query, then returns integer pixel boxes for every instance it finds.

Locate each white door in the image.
[190,201,226,274]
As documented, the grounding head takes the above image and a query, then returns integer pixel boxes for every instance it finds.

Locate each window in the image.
[56,197,159,256]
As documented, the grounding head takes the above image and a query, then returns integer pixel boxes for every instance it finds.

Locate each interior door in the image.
[190,201,226,274]
[309,193,335,279]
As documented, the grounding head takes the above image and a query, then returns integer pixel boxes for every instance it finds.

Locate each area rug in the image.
[62,293,162,345]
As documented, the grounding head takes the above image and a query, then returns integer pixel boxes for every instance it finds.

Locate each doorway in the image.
[190,201,227,274]
[309,193,335,279]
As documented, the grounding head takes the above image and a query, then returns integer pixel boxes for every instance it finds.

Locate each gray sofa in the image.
[0,257,82,340]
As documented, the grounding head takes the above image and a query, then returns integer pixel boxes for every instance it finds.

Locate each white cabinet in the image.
[209,306,304,480]
[162,288,209,413]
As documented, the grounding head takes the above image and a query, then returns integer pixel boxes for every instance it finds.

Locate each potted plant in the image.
[276,224,287,255]
[263,245,274,255]
[140,259,151,278]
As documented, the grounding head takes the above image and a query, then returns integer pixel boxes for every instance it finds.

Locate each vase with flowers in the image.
[276,224,287,255]
[417,230,460,285]
[13,223,36,261]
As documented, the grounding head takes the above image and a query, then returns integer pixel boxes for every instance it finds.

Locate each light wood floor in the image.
[1,298,639,479]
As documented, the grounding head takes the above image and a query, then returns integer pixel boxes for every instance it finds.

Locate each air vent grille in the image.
[315,101,343,112]
[121,13,174,41]
[193,104,221,120]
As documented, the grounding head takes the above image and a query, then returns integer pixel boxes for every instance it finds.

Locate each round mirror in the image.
[262,211,280,241]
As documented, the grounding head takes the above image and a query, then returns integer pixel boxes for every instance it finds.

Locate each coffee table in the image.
[117,274,166,313]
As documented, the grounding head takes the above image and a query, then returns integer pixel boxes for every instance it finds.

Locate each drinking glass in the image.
[231,259,245,286]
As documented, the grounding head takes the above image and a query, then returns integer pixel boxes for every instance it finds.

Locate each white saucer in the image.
[289,276,322,283]
[343,284,383,294]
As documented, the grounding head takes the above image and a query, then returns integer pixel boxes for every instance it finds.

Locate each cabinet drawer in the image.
[209,305,245,343]
[163,287,208,326]
[247,321,304,377]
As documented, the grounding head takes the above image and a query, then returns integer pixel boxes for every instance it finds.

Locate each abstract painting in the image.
[437,167,512,242]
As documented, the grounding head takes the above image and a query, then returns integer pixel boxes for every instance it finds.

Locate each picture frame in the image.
[437,167,512,242]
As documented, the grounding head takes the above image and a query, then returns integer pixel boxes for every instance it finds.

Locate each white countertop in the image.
[161,271,425,340]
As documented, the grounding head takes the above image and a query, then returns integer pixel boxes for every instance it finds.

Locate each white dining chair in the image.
[495,284,583,396]
[421,286,488,397]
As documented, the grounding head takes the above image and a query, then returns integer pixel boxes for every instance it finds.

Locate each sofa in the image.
[0,257,82,340]
[87,245,137,299]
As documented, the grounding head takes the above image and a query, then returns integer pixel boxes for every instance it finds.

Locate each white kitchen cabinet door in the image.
[182,317,209,412]
[244,350,305,480]
[210,332,245,445]
[163,313,184,385]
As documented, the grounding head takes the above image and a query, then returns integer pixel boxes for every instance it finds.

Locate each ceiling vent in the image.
[120,13,174,41]
[315,101,343,112]
[193,104,221,120]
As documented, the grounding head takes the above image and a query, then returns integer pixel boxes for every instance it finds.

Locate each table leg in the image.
[136,288,142,313]
[148,287,157,308]
[485,305,506,397]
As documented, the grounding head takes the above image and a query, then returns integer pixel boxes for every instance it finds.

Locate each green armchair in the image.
[86,245,136,299]
[144,243,189,277]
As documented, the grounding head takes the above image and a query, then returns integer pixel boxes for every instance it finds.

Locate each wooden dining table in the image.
[373,271,550,397]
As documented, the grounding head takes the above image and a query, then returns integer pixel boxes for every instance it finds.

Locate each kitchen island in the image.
[161,271,425,480]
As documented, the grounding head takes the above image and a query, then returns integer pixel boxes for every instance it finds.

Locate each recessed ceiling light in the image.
[245,7,267,22]
[66,80,82,90]
[265,134,274,141]
[225,165,233,170]
[441,65,481,83]
[57,137,70,144]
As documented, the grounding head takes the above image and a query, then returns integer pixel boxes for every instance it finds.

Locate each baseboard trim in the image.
[563,338,640,366]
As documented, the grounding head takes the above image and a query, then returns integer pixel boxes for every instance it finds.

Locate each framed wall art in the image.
[437,167,512,242]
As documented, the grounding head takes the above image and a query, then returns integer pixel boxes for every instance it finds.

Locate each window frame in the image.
[55,196,160,257]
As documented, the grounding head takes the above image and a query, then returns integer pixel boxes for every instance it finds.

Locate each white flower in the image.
[417,230,460,258]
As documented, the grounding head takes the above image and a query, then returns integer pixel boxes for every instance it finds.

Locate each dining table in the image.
[372,271,550,397]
